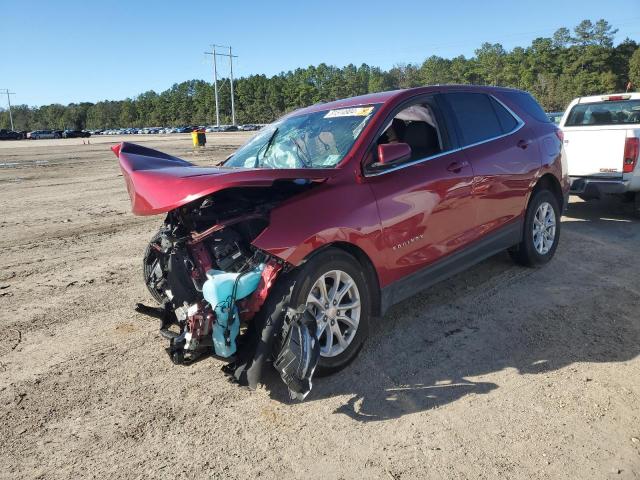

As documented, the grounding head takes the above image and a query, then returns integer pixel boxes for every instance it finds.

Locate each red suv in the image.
[116,85,568,398]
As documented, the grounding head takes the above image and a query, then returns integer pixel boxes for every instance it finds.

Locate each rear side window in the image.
[502,91,550,123]
[444,92,516,146]
[490,97,519,133]
[564,100,640,126]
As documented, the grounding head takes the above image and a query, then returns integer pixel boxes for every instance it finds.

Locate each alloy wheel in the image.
[306,270,361,357]
[532,201,556,255]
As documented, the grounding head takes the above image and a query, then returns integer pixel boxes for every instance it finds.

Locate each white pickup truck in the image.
[559,92,640,215]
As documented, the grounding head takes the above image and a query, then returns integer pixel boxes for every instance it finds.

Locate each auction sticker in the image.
[324,106,374,118]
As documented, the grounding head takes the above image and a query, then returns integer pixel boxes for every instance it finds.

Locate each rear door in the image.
[441,91,541,236]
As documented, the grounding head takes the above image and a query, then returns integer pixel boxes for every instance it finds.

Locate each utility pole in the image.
[204,48,220,126]
[1,89,15,131]
[228,45,236,126]
[205,45,238,126]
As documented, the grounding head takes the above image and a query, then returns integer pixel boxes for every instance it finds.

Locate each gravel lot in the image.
[0,134,638,479]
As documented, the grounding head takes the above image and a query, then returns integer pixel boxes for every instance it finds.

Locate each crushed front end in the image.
[115,142,322,399]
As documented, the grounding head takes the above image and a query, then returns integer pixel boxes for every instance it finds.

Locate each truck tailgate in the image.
[563,127,627,178]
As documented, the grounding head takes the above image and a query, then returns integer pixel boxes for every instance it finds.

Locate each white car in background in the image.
[560,93,640,216]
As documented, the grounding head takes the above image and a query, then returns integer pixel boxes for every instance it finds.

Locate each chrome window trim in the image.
[364,94,525,178]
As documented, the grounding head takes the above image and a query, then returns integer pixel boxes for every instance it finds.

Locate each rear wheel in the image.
[509,189,560,266]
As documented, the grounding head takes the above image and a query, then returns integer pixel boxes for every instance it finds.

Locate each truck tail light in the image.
[623,137,639,173]
[602,94,631,101]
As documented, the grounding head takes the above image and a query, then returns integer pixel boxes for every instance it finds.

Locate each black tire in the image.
[261,248,371,376]
[509,189,561,267]
[633,193,640,219]
[142,230,168,304]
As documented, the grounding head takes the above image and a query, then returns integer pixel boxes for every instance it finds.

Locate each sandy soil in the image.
[0,134,638,479]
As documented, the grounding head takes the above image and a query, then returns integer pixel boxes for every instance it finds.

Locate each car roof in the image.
[292,84,527,116]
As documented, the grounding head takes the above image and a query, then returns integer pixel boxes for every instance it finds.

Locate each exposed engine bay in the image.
[134,183,320,399]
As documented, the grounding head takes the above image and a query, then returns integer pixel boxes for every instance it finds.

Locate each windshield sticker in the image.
[324,106,374,118]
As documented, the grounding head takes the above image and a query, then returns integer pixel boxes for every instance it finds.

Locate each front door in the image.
[364,96,476,286]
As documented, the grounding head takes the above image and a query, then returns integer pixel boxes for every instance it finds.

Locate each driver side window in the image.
[369,97,450,171]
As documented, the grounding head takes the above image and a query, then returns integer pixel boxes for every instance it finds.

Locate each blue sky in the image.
[2,0,639,107]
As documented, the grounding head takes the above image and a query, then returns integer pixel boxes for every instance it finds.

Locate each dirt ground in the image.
[0,133,638,479]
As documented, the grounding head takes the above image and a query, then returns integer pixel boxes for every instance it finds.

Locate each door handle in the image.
[446,161,468,173]
[517,139,532,149]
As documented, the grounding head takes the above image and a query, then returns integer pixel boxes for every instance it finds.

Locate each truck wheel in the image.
[509,189,561,267]
[266,248,371,376]
[634,193,640,219]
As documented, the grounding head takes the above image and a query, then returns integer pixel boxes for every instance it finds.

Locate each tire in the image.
[142,230,169,304]
[509,189,561,267]
[262,248,371,376]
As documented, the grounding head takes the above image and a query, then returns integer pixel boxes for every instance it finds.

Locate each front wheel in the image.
[143,231,169,304]
[509,189,560,266]
[266,249,371,376]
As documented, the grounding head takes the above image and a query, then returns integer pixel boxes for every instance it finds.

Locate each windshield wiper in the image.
[254,127,279,168]
[290,138,311,168]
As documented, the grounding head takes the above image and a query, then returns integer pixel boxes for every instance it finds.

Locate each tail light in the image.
[602,94,631,101]
[623,137,639,173]
[555,128,564,142]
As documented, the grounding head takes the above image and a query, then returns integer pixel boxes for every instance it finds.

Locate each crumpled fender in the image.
[113,142,336,216]
[251,176,385,279]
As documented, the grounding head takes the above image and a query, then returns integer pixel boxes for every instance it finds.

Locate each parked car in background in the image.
[114,85,567,398]
[28,130,61,139]
[220,125,238,132]
[0,129,22,140]
[62,129,91,138]
[239,124,261,131]
[559,92,640,216]
[547,111,564,125]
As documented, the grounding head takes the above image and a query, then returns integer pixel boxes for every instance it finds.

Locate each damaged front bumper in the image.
[136,261,321,401]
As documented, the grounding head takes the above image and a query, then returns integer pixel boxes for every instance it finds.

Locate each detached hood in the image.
[113,142,335,215]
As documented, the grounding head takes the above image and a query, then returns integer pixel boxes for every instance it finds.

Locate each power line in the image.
[0,89,15,131]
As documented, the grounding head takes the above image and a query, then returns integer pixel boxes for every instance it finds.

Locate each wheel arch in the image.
[531,173,564,210]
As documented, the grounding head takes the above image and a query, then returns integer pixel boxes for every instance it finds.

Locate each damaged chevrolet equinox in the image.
[115,85,569,399]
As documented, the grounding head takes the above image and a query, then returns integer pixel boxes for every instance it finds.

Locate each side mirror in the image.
[377,143,411,166]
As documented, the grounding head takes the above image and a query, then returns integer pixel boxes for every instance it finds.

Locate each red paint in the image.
[377,143,411,165]
[188,242,213,281]
[117,142,334,216]
[238,261,282,321]
[117,86,567,292]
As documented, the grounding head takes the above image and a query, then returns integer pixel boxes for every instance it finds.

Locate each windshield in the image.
[565,100,640,126]
[225,105,380,169]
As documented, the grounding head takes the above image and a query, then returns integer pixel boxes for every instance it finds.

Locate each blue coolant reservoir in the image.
[202,264,265,357]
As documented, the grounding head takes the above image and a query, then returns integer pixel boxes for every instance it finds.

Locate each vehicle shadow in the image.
[263,212,640,420]
[564,195,638,224]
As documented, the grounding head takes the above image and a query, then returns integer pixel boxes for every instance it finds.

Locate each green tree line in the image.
[2,19,639,131]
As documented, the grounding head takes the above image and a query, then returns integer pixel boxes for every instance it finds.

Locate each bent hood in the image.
[114,142,335,215]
